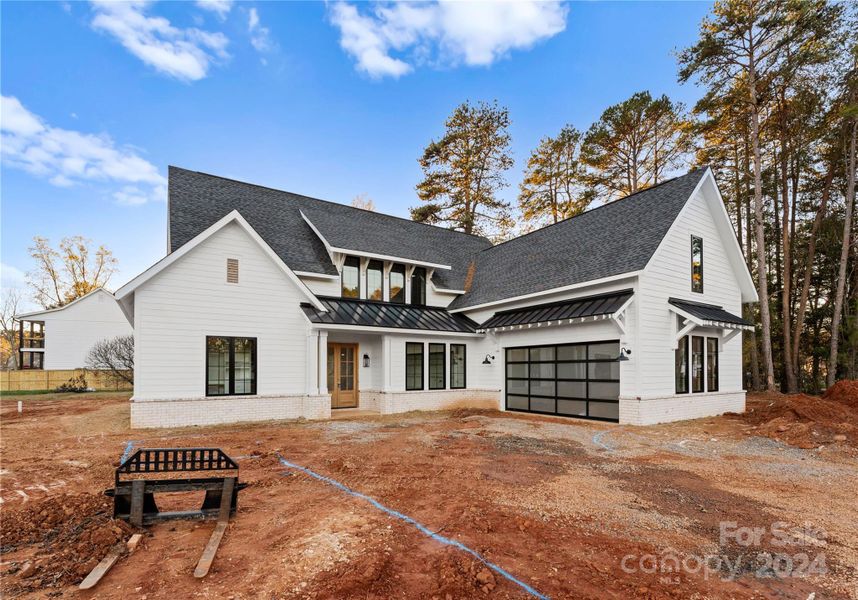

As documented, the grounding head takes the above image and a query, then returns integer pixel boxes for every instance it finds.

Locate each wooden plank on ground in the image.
[79,541,126,590]
[193,477,235,578]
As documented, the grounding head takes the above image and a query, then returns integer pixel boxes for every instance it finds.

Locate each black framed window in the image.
[341,256,360,298]
[691,335,704,393]
[691,235,703,293]
[505,341,620,422]
[429,343,445,390]
[707,337,719,392]
[450,344,466,389]
[206,336,257,396]
[19,351,44,370]
[19,320,45,349]
[410,267,426,306]
[367,260,383,301]
[675,336,689,394]
[390,264,405,303]
[405,342,424,390]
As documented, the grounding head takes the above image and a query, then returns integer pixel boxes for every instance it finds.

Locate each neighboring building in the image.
[15,288,133,370]
[116,166,757,428]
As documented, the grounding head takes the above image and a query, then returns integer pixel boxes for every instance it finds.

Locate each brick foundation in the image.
[619,391,745,426]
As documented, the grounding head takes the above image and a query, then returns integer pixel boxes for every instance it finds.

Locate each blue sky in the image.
[1,1,711,310]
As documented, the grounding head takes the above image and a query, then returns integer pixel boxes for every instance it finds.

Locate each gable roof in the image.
[168,167,492,291]
[448,168,711,311]
[15,288,115,320]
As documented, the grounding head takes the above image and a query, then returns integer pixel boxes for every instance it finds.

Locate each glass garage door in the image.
[505,341,620,422]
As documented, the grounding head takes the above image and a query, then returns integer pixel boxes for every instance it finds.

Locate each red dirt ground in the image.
[1,391,856,599]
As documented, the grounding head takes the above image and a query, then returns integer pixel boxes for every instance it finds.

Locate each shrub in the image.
[55,373,89,393]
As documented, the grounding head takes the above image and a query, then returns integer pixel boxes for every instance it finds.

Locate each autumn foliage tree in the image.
[27,236,118,309]
[412,101,514,237]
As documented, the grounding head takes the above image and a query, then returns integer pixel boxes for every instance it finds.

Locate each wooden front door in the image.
[328,343,358,408]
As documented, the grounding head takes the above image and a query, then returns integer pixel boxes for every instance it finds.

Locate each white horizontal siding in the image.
[134,221,310,401]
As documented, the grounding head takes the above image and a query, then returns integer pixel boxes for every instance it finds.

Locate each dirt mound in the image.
[735,392,858,448]
[823,379,858,409]
[1,493,134,594]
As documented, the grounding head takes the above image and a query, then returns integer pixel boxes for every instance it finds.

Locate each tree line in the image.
[411,0,857,392]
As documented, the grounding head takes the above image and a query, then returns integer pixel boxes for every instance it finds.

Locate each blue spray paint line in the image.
[120,441,137,464]
[278,455,550,600]
[592,430,613,451]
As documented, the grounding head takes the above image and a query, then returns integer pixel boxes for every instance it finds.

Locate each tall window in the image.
[450,344,466,389]
[429,343,445,390]
[367,260,383,301]
[691,336,704,393]
[675,336,689,394]
[207,336,257,396]
[341,256,360,298]
[691,236,703,293]
[411,267,426,306]
[406,342,424,390]
[390,264,405,303]
[19,351,44,370]
[707,337,719,392]
[19,321,45,348]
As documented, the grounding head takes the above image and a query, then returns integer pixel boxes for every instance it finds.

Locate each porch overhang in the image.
[477,289,634,335]
[668,297,753,348]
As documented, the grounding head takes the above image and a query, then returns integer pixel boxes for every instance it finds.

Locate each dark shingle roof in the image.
[669,297,752,327]
[449,168,709,310]
[479,289,633,330]
[301,297,478,333]
[168,167,491,288]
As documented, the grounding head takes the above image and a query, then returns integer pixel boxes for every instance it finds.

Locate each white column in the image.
[405,265,416,304]
[305,330,319,395]
[382,262,392,302]
[381,335,392,392]
[318,330,329,395]
[359,257,369,300]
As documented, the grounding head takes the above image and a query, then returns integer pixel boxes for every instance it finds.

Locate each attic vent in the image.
[226,258,239,283]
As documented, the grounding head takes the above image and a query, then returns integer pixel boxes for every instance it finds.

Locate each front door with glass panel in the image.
[327,343,358,408]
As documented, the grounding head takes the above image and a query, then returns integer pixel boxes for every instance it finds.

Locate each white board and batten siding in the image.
[133,221,311,404]
[22,289,132,370]
[631,186,746,424]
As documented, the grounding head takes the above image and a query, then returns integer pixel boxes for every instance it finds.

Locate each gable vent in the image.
[226,258,239,283]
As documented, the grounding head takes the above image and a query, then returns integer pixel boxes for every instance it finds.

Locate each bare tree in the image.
[0,289,23,370]
[351,194,376,211]
[28,236,118,309]
[86,335,134,384]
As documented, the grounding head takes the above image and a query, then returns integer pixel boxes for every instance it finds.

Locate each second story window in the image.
[367,260,383,301]
[341,256,360,298]
[410,267,426,306]
[390,264,405,303]
[691,235,703,293]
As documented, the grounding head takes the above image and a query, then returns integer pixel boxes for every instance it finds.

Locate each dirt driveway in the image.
[1,392,856,599]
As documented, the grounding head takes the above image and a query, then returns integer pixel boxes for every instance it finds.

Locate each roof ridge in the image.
[481,167,709,253]
[169,166,493,245]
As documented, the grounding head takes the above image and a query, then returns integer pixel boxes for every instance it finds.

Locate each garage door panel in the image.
[505,341,620,422]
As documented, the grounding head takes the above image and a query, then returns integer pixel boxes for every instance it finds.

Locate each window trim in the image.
[675,335,689,394]
[389,264,406,304]
[205,336,257,397]
[691,235,703,293]
[405,342,424,391]
[428,343,446,390]
[690,335,704,393]
[341,255,361,299]
[707,336,719,392]
[450,343,466,389]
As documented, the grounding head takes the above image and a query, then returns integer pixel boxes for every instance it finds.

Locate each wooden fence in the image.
[0,369,132,393]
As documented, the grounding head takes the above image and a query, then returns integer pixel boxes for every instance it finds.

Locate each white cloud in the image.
[196,0,233,19]
[328,0,568,78]
[247,7,274,54]
[1,263,27,290]
[1,96,167,205]
[90,0,229,82]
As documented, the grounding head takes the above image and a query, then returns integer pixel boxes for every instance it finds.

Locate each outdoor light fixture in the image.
[617,347,632,362]
[482,354,495,365]
[363,353,370,368]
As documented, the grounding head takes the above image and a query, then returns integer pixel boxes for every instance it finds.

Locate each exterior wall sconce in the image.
[363,353,370,368]
[482,354,495,365]
[618,347,632,362]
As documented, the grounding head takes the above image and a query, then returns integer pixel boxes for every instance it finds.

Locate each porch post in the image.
[318,330,329,395]
[305,330,319,395]
[381,335,392,392]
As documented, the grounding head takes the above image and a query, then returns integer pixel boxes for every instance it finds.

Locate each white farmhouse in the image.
[116,166,757,428]
[15,288,133,370]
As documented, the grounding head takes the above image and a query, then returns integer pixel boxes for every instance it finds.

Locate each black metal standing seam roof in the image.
[479,290,633,330]
[168,167,492,290]
[448,169,710,310]
[301,297,479,333]
[668,298,752,327]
